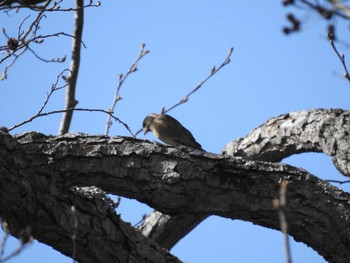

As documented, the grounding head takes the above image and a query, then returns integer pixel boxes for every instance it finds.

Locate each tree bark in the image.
[140,108,350,254]
[223,108,350,176]
[0,124,349,262]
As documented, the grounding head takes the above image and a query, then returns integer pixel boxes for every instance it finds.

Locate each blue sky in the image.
[1,1,350,262]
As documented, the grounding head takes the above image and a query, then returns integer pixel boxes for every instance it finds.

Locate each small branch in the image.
[27,46,66,63]
[163,47,233,114]
[135,47,233,137]
[105,43,150,135]
[58,0,84,135]
[273,181,292,263]
[0,48,26,80]
[7,67,134,136]
[20,0,51,42]
[8,108,135,136]
[0,225,32,263]
[0,0,100,12]
[325,179,350,185]
[327,29,350,82]
[40,69,70,114]
[0,222,9,261]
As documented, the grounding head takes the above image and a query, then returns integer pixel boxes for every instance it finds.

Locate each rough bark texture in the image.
[0,124,350,262]
[223,108,350,176]
[140,108,350,253]
[138,211,207,250]
[0,131,181,263]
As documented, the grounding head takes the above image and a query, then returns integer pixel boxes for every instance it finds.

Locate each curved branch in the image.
[0,131,181,263]
[140,108,350,251]
[222,108,350,177]
[1,131,349,262]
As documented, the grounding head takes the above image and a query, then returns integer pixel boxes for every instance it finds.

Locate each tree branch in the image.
[58,0,84,135]
[105,43,149,135]
[139,108,350,252]
[1,129,349,262]
[223,108,350,177]
[0,132,181,262]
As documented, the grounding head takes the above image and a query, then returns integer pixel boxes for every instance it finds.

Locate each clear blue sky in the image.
[1,1,350,262]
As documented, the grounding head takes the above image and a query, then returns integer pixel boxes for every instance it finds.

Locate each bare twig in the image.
[0,222,9,261]
[327,30,350,82]
[9,107,133,136]
[7,68,134,136]
[40,69,70,114]
[325,179,350,185]
[163,47,233,114]
[273,181,292,263]
[105,43,150,135]
[135,47,234,137]
[9,107,135,136]
[58,0,84,135]
[0,0,101,12]
[20,1,50,42]
[0,225,32,263]
[27,46,66,63]
[0,48,26,80]
[0,0,92,80]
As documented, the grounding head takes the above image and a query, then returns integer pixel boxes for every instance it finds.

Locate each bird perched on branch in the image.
[142,113,203,150]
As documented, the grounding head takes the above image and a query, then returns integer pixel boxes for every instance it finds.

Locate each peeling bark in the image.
[1,129,350,262]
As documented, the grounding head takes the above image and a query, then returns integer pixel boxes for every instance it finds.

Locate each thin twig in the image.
[0,0,100,12]
[163,47,233,114]
[105,43,150,135]
[40,69,70,114]
[0,243,27,263]
[0,228,9,262]
[325,179,350,185]
[0,1,90,79]
[0,226,32,263]
[273,181,292,263]
[20,0,51,42]
[8,108,135,137]
[27,46,66,63]
[58,0,84,135]
[299,0,350,19]
[7,68,134,136]
[135,47,234,137]
[327,31,350,82]
[0,48,26,80]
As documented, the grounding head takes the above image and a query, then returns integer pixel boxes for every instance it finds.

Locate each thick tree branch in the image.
[138,211,207,250]
[0,131,181,263]
[141,108,350,251]
[0,130,349,262]
[223,108,350,177]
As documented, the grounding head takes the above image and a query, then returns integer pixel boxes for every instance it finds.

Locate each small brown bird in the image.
[142,113,203,150]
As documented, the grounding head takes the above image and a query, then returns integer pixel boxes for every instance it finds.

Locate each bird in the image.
[142,113,203,150]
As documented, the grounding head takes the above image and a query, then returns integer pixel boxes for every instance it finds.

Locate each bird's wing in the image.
[160,114,202,149]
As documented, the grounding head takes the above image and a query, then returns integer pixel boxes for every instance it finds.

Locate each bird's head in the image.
[142,113,157,135]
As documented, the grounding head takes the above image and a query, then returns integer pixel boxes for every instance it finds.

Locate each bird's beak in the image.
[143,128,150,135]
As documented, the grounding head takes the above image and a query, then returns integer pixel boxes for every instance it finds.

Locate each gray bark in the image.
[0,117,350,262]
[223,108,350,176]
[139,108,350,261]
